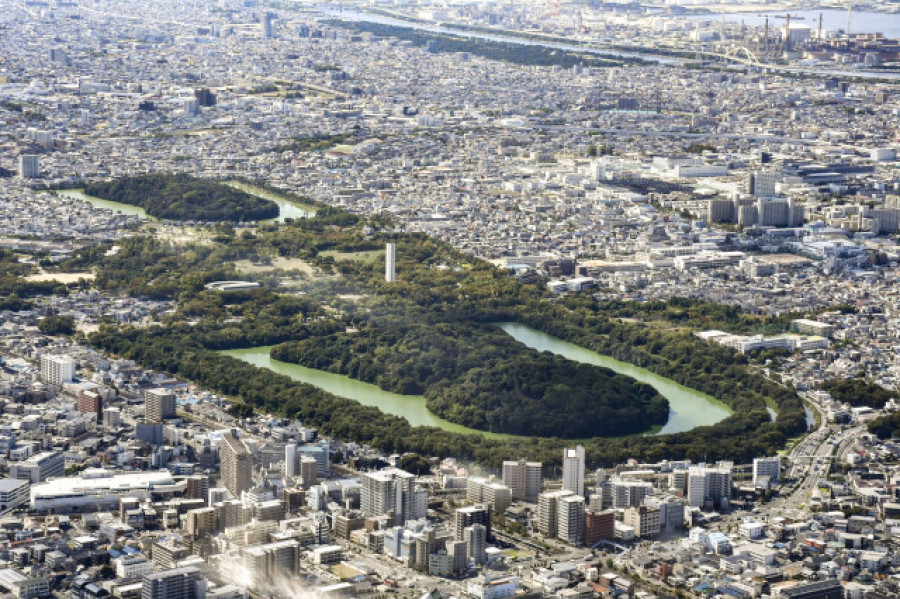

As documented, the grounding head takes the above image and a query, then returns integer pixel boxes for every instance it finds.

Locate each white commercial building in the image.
[116,554,152,579]
[30,470,181,511]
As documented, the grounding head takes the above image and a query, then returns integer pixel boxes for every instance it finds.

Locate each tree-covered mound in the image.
[271,320,669,438]
[40,179,810,468]
[83,174,279,222]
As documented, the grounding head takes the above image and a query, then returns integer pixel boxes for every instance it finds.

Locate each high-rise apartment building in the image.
[466,477,512,515]
[455,504,491,541]
[40,354,75,386]
[557,494,585,545]
[687,464,733,509]
[464,523,487,565]
[501,459,542,503]
[610,479,653,510]
[185,474,210,504]
[18,155,39,178]
[141,566,204,599]
[144,389,176,422]
[537,489,573,538]
[623,505,661,538]
[360,467,426,525]
[562,446,585,497]
[219,432,252,498]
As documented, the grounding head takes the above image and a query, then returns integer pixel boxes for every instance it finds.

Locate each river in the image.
[220,323,733,439]
[56,185,315,224]
[324,8,900,81]
[323,9,683,65]
[685,10,900,39]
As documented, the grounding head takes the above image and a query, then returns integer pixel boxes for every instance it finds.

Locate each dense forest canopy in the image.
[83,174,279,222]
[271,319,669,438]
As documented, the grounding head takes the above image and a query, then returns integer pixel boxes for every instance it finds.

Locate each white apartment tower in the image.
[687,463,733,509]
[562,445,585,497]
[40,354,75,386]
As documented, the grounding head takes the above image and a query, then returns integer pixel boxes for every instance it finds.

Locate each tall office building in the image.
[360,467,426,525]
[219,432,252,498]
[562,445,585,497]
[40,354,75,386]
[144,388,176,422]
[141,566,205,599]
[18,155,39,178]
[385,242,396,282]
[557,494,586,545]
[537,489,573,538]
[501,459,542,503]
